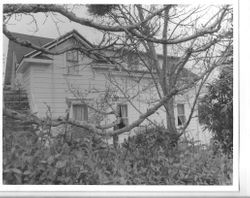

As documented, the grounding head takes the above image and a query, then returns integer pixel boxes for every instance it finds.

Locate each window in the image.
[72,104,88,121]
[117,104,128,127]
[66,50,79,74]
[177,104,186,126]
[67,50,78,62]
[198,101,205,124]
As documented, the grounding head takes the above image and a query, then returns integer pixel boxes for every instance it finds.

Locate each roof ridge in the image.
[23,29,94,58]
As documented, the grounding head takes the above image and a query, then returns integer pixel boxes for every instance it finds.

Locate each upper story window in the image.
[177,103,186,126]
[66,50,79,75]
[67,50,78,62]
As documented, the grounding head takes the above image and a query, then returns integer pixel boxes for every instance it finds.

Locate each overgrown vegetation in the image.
[3,117,232,185]
[2,4,234,185]
[199,65,233,156]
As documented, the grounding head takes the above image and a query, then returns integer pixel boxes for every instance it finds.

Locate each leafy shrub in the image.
[199,65,233,156]
[3,119,232,185]
[120,126,232,185]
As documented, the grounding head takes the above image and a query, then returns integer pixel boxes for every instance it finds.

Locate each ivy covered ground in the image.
[3,117,232,185]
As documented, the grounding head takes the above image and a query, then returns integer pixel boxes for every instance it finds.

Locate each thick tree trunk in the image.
[160,7,178,135]
[164,98,177,134]
[113,134,119,149]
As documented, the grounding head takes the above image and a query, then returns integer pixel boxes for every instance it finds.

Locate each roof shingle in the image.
[4,32,53,85]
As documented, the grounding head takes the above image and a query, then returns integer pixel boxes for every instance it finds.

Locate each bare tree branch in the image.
[3,4,166,32]
[128,5,229,44]
[3,4,233,140]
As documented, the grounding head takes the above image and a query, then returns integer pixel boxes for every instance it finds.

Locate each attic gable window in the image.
[66,50,79,75]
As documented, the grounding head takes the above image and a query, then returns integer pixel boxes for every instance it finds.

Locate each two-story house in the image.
[4,30,211,144]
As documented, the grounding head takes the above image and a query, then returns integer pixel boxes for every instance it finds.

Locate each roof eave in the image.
[23,29,93,59]
[16,58,53,73]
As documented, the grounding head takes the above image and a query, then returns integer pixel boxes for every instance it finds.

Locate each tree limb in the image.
[128,5,229,44]
[3,4,166,32]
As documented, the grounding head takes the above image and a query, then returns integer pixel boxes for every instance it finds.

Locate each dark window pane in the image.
[73,104,88,121]
[177,104,185,126]
[120,104,128,117]
[66,50,78,62]
[178,115,186,126]
[66,50,79,74]
[177,104,185,115]
[118,104,129,126]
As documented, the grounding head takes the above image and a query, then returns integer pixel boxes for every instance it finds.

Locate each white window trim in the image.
[66,99,89,121]
[117,102,129,126]
[177,103,186,127]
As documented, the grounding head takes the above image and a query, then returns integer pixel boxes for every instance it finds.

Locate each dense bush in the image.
[87,5,118,16]
[199,65,233,156]
[3,119,232,185]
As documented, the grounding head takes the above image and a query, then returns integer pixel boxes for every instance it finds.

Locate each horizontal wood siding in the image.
[21,66,34,111]
[26,38,210,144]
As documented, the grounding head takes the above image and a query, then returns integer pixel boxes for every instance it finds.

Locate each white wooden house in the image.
[4,30,211,144]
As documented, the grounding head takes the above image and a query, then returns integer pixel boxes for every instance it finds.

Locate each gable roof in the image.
[4,32,53,85]
[5,30,198,86]
[24,29,94,59]
[5,30,95,86]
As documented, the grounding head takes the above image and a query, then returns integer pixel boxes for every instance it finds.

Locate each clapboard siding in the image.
[22,66,30,93]
[21,66,34,112]
[18,38,210,144]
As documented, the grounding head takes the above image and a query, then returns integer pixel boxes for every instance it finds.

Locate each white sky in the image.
[3,7,104,54]
[2,6,105,76]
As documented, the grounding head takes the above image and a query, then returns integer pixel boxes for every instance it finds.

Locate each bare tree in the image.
[3,4,233,140]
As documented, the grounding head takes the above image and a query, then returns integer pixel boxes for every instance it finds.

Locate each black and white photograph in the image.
[1,1,249,197]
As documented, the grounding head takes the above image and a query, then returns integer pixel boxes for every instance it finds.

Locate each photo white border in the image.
[0,0,248,196]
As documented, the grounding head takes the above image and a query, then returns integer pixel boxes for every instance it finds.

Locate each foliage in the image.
[87,4,118,16]
[3,118,232,185]
[198,65,233,156]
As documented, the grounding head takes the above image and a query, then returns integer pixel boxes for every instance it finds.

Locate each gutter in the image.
[16,58,53,73]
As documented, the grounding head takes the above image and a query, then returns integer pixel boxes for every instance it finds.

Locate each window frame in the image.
[177,103,186,126]
[66,50,80,75]
[66,50,79,62]
[72,103,88,121]
[117,103,129,126]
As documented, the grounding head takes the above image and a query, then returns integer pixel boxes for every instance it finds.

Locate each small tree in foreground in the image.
[198,65,233,155]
